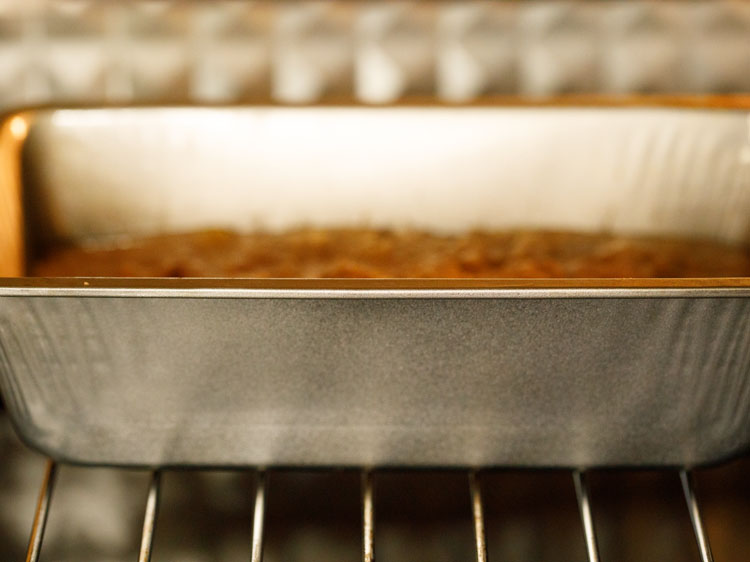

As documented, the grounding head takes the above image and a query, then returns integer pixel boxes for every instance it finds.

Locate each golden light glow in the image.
[8,116,29,140]
[0,114,26,277]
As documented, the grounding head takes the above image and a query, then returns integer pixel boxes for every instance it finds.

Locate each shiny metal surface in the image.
[1,292,749,467]
[681,470,715,562]
[251,471,267,562]
[573,471,600,562]
[4,430,747,562]
[24,460,56,562]
[362,471,375,562]
[1,2,749,108]
[14,104,750,247]
[469,472,487,562]
[1,104,750,468]
[137,472,160,562]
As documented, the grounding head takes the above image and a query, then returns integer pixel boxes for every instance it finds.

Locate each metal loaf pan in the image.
[1,100,750,469]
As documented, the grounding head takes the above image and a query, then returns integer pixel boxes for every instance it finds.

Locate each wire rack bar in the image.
[680,470,714,562]
[138,471,161,562]
[469,471,488,562]
[362,470,375,562]
[251,471,267,562]
[25,459,57,562]
[573,471,600,562]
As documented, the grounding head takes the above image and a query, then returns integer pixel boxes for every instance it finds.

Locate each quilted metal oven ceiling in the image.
[0,0,748,107]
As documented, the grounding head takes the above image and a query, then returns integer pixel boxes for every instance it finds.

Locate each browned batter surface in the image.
[33,228,750,278]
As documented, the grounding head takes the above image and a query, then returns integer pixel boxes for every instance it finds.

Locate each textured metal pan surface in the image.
[1,289,750,468]
[1,103,749,468]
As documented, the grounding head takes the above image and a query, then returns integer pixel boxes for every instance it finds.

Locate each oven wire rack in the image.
[23,460,715,562]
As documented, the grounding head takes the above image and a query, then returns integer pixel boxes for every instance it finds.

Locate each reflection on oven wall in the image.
[0,0,749,108]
